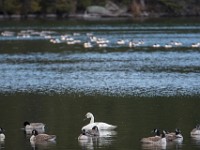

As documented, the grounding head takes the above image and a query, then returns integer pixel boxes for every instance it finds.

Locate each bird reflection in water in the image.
[78,126,117,149]
[141,143,166,150]
[30,140,56,150]
[0,141,5,149]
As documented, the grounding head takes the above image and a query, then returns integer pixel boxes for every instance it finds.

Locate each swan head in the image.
[85,112,94,119]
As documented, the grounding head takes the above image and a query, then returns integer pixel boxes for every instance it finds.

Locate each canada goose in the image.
[0,128,5,141]
[86,126,100,136]
[165,128,183,142]
[81,112,117,131]
[30,129,56,142]
[191,124,200,136]
[78,129,90,140]
[78,126,99,140]
[141,130,166,145]
[24,121,45,134]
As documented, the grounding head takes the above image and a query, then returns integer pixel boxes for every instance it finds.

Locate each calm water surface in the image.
[0,18,200,150]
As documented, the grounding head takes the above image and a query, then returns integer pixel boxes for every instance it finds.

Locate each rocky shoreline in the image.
[0,0,200,20]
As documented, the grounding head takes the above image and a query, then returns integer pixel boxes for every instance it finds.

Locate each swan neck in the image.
[90,115,94,123]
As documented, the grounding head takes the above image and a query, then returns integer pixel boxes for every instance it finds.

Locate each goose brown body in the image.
[30,130,56,142]
[141,130,166,145]
[166,129,183,142]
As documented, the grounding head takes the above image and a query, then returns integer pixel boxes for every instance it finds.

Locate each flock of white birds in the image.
[1,30,200,49]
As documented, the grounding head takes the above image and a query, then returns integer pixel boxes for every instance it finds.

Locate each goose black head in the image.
[152,128,160,136]
[32,129,38,136]
[81,129,86,135]
[24,121,30,127]
[196,124,200,129]
[175,128,181,135]
[161,130,166,138]
[92,126,99,131]
[0,127,5,134]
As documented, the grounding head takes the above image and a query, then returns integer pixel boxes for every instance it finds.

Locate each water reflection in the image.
[141,140,183,150]
[78,129,117,149]
[191,135,200,148]
[78,136,115,150]
[0,141,5,149]
[141,143,166,150]
[166,140,183,149]
[30,140,56,150]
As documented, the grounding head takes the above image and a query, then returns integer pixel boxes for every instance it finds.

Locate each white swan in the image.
[81,112,117,131]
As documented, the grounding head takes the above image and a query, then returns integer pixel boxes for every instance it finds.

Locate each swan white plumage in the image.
[81,112,117,131]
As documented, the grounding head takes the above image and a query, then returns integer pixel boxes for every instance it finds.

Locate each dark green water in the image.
[0,18,200,149]
[1,95,200,150]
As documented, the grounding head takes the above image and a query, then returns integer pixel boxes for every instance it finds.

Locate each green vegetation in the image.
[0,0,199,18]
[157,0,182,14]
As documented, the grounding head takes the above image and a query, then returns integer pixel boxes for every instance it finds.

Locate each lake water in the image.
[0,18,200,150]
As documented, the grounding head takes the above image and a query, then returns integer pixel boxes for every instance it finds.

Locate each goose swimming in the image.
[81,112,117,131]
[78,126,99,140]
[30,129,56,143]
[0,128,5,141]
[141,130,166,146]
[165,128,183,142]
[191,124,200,136]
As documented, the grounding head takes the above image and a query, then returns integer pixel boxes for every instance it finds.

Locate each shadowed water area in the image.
[0,18,200,150]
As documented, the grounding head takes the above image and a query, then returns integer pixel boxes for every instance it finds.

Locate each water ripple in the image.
[0,51,199,96]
